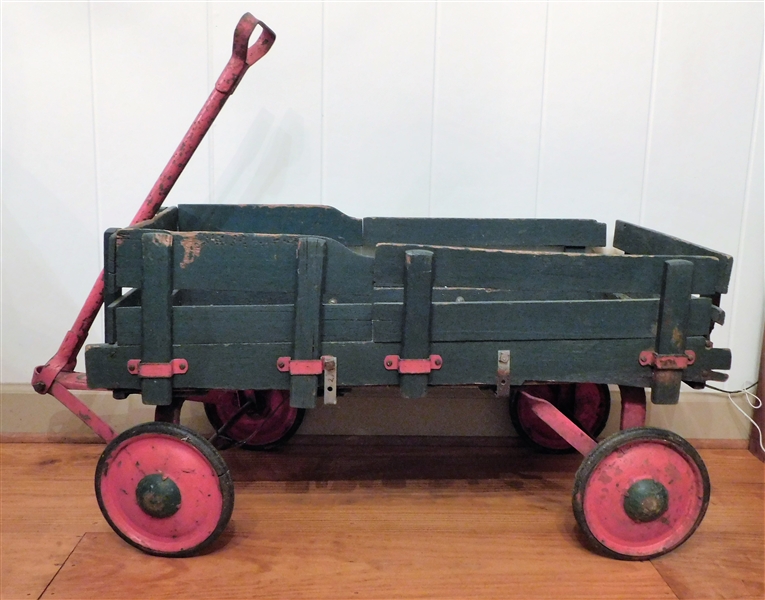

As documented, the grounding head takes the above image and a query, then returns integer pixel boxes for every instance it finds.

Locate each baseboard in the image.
[0,383,755,442]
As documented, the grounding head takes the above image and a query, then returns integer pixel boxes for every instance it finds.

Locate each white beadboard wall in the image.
[2,2,763,399]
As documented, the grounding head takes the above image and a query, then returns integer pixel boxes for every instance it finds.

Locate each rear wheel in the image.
[204,389,304,451]
[510,383,611,452]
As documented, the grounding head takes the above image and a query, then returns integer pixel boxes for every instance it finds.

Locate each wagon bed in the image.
[85,203,731,408]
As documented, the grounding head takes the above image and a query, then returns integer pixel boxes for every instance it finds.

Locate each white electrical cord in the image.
[707,382,764,453]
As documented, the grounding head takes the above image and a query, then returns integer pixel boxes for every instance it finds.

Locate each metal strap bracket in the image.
[639,350,696,370]
[277,356,338,405]
[384,355,442,374]
[127,358,188,378]
[496,350,511,398]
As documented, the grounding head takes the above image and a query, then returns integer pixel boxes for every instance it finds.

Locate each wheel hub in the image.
[136,473,182,518]
[623,478,669,523]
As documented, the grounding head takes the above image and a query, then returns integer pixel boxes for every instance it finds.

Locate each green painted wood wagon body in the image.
[85,203,731,409]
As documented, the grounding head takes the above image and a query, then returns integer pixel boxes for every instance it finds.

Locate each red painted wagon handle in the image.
[32,15,276,421]
[132,13,275,224]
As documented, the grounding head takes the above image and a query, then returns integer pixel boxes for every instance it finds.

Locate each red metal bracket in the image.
[384,355,443,374]
[277,356,332,375]
[639,350,696,370]
[127,359,188,378]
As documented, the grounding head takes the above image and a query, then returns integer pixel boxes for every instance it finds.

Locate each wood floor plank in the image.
[41,527,675,600]
[2,441,763,599]
[650,452,764,600]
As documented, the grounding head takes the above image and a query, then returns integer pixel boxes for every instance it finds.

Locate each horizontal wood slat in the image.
[114,232,373,299]
[374,244,721,294]
[373,297,715,343]
[178,204,363,246]
[363,217,607,248]
[85,336,730,393]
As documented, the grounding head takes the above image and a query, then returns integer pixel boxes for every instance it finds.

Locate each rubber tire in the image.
[509,383,611,453]
[572,427,710,560]
[95,422,234,557]
[204,390,305,451]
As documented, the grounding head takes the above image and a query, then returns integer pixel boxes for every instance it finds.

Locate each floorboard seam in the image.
[37,534,86,600]
[648,558,681,600]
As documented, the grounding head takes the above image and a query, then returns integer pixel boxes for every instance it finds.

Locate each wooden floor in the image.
[1,437,763,600]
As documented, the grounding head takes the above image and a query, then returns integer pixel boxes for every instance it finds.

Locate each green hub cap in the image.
[135,473,182,519]
[623,478,669,523]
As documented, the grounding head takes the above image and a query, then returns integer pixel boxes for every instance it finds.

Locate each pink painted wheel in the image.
[95,422,234,557]
[572,427,710,560]
[510,383,611,452]
[203,389,304,450]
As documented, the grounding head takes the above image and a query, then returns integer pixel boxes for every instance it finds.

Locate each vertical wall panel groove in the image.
[534,3,550,219]
[638,2,662,226]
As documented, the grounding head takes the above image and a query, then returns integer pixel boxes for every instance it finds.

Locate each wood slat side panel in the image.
[614,221,733,293]
[373,244,720,294]
[114,232,373,300]
[84,336,728,392]
[177,204,363,246]
[363,218,607,248]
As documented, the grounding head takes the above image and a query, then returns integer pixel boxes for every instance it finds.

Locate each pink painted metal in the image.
[31,14,275,441]
[514,383,609,451]
[579,438,706,558]
[276,357,325,375]
[384,355,443,374]
[50,382,117,442]
[639,350,696,369]
[98,430,224,554]
[618,386,647,430]
[521,390,598,456]
[127,358,188,378]
[202,389,299,447]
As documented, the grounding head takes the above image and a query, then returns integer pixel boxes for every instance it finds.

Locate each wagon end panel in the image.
[613,221,733,294]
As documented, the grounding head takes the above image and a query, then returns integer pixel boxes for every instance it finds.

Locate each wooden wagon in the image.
[32,14,732,561]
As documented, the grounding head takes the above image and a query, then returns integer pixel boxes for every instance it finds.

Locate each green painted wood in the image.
[113,231,373,301]
[372,287,609,303]
[131,206,179,231]
[112,295,715,346]
[613,221,733,293]
[139,232,174,406]
[85,335,729,393]
[363,218,607,248]
[399,250,434,398]
[178,204,363,246]
[115,303,372,345]
[104,229,120,345]
[373,297,716,343]
[374,244,720,295]
[290,238,327,409]
[650,259,694,405]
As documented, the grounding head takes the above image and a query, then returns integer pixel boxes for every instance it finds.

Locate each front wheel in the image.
[572,427,710,560]
[95,422,234,557]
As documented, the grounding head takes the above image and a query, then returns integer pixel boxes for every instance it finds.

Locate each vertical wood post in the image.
[651,259,694,404]
[140,232,174,406]
[290,238,327,409]
[104,229,120,345]
[401,250,434,399]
